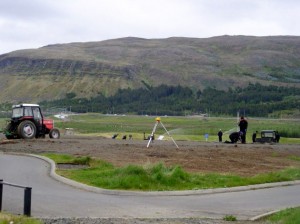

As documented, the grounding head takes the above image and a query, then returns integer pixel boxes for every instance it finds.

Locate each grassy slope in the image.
[0,36,300,103]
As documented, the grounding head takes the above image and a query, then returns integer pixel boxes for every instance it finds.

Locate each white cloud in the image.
[0,0,300,54]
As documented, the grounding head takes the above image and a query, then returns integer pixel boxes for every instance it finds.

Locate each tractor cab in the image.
[12,104,41,117]
[12,103,42,122]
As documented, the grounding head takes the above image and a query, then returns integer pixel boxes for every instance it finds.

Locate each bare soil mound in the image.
[1,135,299,176]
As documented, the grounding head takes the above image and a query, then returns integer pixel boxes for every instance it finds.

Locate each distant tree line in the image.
[39,83,300,117]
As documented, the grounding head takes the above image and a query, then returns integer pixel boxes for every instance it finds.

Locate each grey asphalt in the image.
[0,153,300,220]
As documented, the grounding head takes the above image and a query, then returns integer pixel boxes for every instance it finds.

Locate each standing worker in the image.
[218,129,223,142]
[275,131,280,143]
[238,116,248,143]
[252,131,258,143]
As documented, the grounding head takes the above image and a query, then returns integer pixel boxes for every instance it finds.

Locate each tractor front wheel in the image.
[17,120,36,139]
[49,128,60,139]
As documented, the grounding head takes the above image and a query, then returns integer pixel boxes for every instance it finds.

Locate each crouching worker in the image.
[225,131,242,143]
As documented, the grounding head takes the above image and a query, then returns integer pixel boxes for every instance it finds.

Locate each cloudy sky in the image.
[0,0,299,54]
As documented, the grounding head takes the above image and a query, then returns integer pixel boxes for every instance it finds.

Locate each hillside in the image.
[0,35,300,103]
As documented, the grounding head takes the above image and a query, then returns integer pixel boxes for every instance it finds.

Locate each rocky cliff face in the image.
[0,36,300,103]
[0,54,142,102]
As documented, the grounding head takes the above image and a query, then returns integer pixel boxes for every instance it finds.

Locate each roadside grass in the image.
[44,153,91,165]
[0,212,42,224]
[45,154,300,191]
[265,207,300,224]
[223,215,237,221]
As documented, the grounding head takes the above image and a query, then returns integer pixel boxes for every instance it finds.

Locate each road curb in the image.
[2,152,300,221]
[250,209,281,221]
[9,152,298,197]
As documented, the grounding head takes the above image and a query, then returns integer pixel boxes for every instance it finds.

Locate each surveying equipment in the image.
[147,117,179,148]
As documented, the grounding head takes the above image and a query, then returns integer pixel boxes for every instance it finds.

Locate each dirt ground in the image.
[0,134,300,176]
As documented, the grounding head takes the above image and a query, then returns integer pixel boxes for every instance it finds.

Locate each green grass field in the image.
[53,114,300,143]
[1,114,299,143]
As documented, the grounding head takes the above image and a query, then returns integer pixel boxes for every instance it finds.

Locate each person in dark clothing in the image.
[252,131,258,143]
[238,116,248,143]
[275,131,280,143]
[229,131,242,143]
[218,129,223,142]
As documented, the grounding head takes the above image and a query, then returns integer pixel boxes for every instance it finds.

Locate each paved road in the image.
[1,153,300,220]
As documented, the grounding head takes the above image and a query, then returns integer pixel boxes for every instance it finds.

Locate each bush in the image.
[223,215,237,221]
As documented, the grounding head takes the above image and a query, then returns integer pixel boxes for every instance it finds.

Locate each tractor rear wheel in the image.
[49,128,60,139]
[17,120,36,139]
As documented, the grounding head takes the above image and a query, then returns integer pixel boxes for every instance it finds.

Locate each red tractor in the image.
[4,104,60,139]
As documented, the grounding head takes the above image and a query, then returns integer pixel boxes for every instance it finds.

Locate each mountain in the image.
[0,35,300,103]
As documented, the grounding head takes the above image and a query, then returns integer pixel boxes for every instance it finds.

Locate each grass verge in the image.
[0,212,42,224]
[44,154,300,191]
[265,207,300,224]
